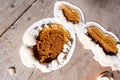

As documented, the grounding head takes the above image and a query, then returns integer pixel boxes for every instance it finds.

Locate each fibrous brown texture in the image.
[33,23,70,63]
[87,26,118,55]
[60,5,80,24]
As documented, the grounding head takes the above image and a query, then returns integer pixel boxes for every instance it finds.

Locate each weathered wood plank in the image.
[0,0,120,80]
[0,0,54,80]
[0,0,36,36]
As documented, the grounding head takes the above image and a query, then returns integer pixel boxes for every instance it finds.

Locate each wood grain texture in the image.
[0,0,120,80]
[0,0,36,36]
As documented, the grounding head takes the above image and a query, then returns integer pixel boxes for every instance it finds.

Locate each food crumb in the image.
[8,67,16,75]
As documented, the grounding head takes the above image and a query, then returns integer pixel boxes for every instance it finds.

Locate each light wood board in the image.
[0,0,120,80]
[0,0,36,36]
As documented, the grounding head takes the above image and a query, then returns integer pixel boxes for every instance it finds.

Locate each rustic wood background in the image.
[0,0,120,80]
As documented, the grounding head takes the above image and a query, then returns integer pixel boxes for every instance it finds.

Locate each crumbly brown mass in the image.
[60,5,80,24]
[87,26,118,55]
[33,23,70,63]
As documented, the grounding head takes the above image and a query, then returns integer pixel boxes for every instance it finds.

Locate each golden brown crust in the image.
[33,23,70,63]
[60,5,80,24]
[87,26,118,55]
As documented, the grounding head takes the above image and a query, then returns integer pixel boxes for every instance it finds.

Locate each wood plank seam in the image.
[0,0,37,37]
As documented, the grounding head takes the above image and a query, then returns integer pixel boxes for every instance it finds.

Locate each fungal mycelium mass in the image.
[33,23,70,63]
[20,18,76,72]
[77,22,120,71]
[87,26,118,55]
[60,5,80,24]
[20,1,120,74]
[54,1,84,32]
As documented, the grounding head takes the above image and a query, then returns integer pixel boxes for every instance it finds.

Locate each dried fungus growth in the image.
[60,5,80,24]
[33,23,70,63]
[87,26,118,55]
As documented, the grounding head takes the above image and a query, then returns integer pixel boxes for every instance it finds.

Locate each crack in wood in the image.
[0,0,37,37]
[28,69,35,80]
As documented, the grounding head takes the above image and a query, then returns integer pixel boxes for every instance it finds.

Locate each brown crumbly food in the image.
[87,26,118,55]
[60,5,80,24]
[33,23,70,63]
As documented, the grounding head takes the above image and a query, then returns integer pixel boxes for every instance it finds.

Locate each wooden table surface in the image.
[0,0,120,80]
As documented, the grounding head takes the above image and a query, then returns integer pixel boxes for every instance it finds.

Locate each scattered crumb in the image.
[8,67,16,75]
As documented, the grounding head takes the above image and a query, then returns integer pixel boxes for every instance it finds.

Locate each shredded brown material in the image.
[60,5,80,24]
[87,26,118,55]
[33,23,70,63]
